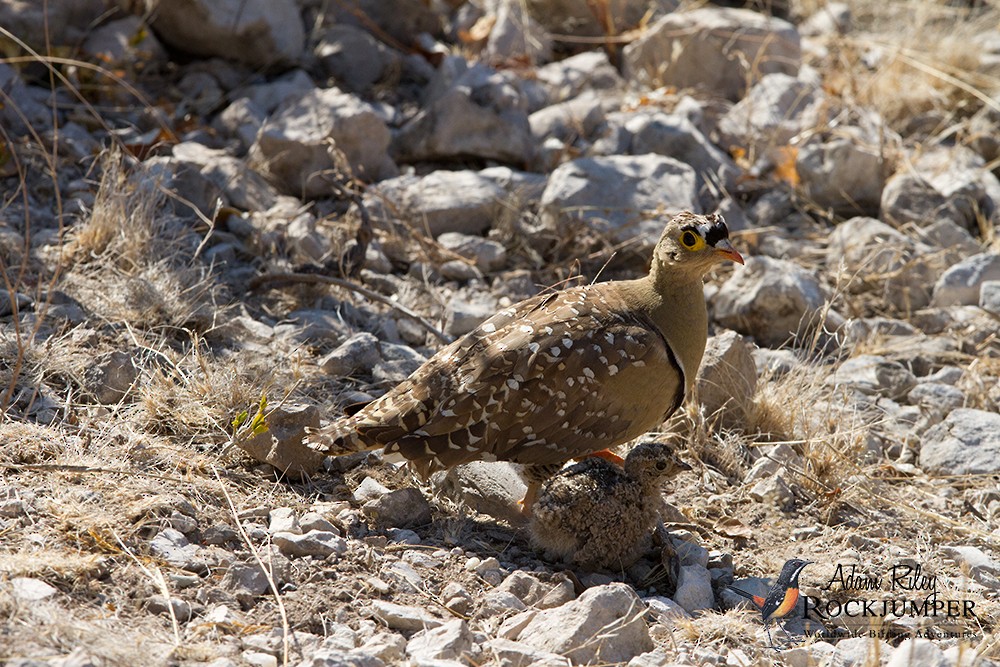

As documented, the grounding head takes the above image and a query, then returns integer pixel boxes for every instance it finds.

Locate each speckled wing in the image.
[309,283,685,475]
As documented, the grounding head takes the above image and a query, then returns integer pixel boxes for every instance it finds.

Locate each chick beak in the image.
[713,238,744,265]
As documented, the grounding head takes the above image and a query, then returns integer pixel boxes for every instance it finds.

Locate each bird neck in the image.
[621,272,709,389]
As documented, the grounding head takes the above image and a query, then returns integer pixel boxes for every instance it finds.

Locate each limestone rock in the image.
[514,583,653,665]
[250,88,396,197]
[624,10,801,101]
[696,331,757,429]
[931,253,1000,307]
[235,404,324,479]
[367,171,506,238]
[393,58,532,164]
[920,409,1000,474]
[714,256,826,348]
[147,0,305,68]
[539,154,700,253]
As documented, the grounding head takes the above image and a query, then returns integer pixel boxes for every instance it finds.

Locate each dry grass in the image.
[812,0,1000,134]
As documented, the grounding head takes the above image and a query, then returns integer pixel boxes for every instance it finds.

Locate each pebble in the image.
[368,600,445,631]
[362,488,432,528]
[514,583,653,664]
[272,530,348,558]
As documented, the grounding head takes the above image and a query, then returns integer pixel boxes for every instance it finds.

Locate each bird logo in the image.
[728,558,813,650]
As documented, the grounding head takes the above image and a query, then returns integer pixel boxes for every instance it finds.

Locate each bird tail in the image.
[727,585,765,608]
[304,415,377,456]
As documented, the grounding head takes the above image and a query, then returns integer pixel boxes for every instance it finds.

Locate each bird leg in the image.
[519,480,541,516]
[519,463,563,516]
[765,623,780,652]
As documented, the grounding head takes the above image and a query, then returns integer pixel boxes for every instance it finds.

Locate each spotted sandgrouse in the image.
[529,442,689,570]
[306,211,743,508]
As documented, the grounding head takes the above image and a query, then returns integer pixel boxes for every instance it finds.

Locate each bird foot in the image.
[518,482,541,516]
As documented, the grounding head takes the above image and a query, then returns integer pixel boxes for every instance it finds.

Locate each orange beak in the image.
[714,238,744,265]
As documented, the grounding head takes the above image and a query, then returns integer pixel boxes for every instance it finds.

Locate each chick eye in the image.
[679,230,704,250]
[655,460,667,471]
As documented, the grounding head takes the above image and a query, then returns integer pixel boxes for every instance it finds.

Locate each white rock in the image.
[368,600,445,631]
[485,0,553,64]
[800,2,851,35]
[242,651,277,667]
[393,58,532,164]
[886,638,948,667]
[530,92,605,141]
[440,461,527,525]
[406,619,475,663]
[359,632,407,663]
[625,111,740,201]
[749,473,795,507]
[170,140,281,213]
[437,232,508,273]
[316,25,396,93]
[250,88,396,197]
[239,70,317,115]
[367,170,506,237]
[979,280,1000,316]
[272,531,347,559]
[940,545,1000,584]
[320,332,381,377]
[825,636,893,667]
[82,15,165,63]
[533,51,625,107]
[671,565,715,613]
[235,404,324,479]
[11,577,58,601]
[827,355,917,400]
[484,638,570,667]
[643,596,690,624]
[623,9,801,101]
[714,256,826,348]
[696,330,757,429]
[932,253,1000,306]
[515,583,653,664]
[148,0,304,68]
[268,507,300,535]
[907,383,965,412]
[718,74,823,159]
[920,409,1000,474]
[362,487,432,528]
[539,154,700,252]
[446,298,498,337]
[780,642,837,667]
[797,136,887,216]
[495,571,575,609]
[354,477,391,503]
[150,528,207,573]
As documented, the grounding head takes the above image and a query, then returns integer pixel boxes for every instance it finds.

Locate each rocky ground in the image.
[1,0,1000,665]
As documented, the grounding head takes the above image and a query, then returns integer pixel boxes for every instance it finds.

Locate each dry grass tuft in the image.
[63,149,221,330]
[820,0,1000,133]
[134,343,275,444]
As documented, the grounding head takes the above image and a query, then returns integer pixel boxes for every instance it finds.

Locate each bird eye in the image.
[679,230,704,250]
[655,460,667,471]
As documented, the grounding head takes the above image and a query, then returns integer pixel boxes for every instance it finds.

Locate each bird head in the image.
[779,558,814,586]
[625,442,691,483]
[650,212,744,280]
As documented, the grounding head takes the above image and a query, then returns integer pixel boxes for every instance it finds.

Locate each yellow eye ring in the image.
[679,230,705,251]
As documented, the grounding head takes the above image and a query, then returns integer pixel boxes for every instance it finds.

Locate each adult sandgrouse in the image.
[306,211,743,508]
[529,442,690,570]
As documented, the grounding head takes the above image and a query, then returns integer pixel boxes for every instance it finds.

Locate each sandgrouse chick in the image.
[306,211,743,509]
[529,442,690,570]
